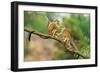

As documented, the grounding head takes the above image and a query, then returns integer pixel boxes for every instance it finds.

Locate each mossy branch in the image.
[24,29,89,59]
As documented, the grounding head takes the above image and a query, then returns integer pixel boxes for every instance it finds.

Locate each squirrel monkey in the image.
[48,20,61,38]
[48,20,69,42]
[48,20,79,52]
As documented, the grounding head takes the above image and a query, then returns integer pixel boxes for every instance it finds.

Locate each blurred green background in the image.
[24,11,90,61]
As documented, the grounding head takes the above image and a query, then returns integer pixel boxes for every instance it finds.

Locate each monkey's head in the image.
[48,20,61,35]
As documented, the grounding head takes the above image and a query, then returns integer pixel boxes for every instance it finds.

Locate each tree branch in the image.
[24,29,89,59]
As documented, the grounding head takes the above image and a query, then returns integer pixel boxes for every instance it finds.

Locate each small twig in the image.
[24,29,89,59]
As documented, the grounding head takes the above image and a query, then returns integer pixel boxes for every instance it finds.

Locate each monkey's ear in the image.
[28,31,33,41]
